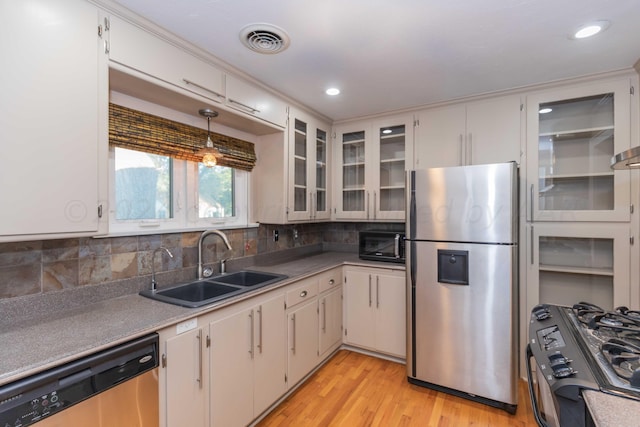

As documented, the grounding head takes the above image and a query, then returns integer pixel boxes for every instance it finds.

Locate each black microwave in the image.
[359,231,405,263]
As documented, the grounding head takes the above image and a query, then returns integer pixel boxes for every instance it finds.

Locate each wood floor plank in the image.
[257,350,538,427]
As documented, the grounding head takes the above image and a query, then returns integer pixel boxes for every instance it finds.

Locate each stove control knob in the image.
[552,365,576,378]
[548,353,576,378]
[532,304,551,320]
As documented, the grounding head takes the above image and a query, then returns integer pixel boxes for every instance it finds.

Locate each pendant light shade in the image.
[198,109,221,167]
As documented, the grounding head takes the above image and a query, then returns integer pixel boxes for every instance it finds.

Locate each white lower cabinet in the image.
[157,266,347,426]
[163,324,208,427]
[286,279,319,387]
[343,266,406,358]
[210,293,286,427]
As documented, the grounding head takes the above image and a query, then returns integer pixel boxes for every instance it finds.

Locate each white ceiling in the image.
[111,0,640,122]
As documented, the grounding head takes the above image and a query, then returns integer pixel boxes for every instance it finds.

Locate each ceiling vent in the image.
[240,24,290,54]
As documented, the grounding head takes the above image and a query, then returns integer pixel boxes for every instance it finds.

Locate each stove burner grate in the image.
[601,338,640,387]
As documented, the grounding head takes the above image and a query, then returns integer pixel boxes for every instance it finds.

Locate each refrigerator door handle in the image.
[530,225,535,265]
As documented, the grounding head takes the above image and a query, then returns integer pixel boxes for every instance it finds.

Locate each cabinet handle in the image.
[322,299,327,332]
[300,290,308,298]
[291,313,296,354]
[529,184,534,221]
[182,78,224,99]
[328,279,335,286]
[366,192,370,219]
[368,275,372,307]
[257,306,263,354]
[309,192,313,219]
[459,135,464,166]
[228,98,260,113]
[196,330,203,388]
[373,191,377,220]
[376,275,380,308]
[467,133,473,165]
[249,310,254,359]
[530,225,534,265]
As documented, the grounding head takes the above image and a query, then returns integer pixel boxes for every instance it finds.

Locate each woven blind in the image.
[109,103,256,171]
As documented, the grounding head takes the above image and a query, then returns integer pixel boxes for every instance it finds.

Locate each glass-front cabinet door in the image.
[373,116,413,220]
[336,125,368,219]
[287,109,331,221]
[334,116,413,221]
[525,223,630,316]
[314,128,330,220]
[526,78,632,222]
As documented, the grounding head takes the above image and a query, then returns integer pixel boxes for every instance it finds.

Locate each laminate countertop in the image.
[583,390,640,427]
[0,252,404,386]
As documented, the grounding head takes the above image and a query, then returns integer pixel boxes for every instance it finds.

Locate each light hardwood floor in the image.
[257,350,538,427]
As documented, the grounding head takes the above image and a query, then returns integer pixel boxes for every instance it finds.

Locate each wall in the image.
[0,222,403,301]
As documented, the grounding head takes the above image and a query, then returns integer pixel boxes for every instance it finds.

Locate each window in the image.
[109,147,249,235]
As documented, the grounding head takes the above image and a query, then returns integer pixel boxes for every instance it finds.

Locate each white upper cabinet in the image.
[333,114,414,221]
[0,0,107,241]
[108,15,225,103]
[415,94,522,168]
[225,74,288,128]
[287,108,331,221]
[526,78,633,222]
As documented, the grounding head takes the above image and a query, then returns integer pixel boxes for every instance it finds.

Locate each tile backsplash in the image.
[0,222,403,300]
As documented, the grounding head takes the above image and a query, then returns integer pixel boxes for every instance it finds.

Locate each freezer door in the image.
[407,162,517,244]
[408,240,518,405]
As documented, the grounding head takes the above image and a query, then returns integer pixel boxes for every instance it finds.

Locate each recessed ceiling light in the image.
[573,20,610,39]
[539,108,553,114]
[326,88,340,96]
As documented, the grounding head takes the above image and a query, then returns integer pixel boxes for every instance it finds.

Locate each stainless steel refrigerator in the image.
[406,161,518,414]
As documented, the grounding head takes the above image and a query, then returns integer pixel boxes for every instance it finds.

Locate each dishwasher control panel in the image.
[0,333,158,427]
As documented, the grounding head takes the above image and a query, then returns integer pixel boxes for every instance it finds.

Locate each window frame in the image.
[108,146,250,235]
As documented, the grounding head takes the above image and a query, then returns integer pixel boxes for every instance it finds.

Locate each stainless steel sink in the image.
[140,270,287,308]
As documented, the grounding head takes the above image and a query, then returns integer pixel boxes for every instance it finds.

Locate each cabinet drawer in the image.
[286,280,318,308]
[318,269,342,293]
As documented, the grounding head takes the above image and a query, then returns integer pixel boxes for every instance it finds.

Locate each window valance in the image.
[109,103,256,171]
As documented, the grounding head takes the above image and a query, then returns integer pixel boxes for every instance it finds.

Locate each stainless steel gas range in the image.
[526,302,640,427]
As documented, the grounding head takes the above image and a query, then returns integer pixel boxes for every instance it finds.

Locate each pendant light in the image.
[197,109,221,167]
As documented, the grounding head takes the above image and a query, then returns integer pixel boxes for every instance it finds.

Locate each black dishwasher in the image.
[0,333,159,427]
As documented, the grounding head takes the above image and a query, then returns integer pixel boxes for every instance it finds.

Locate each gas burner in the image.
[572,303,640,334]
[572,302,606,325]
[601,338,640,388]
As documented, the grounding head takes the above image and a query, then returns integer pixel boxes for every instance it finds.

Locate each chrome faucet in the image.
[151,247,173,292]
[198,229,233,279]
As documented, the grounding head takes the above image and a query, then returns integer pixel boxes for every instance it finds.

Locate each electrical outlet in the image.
[274,229,279,242]
[293,229,298,239]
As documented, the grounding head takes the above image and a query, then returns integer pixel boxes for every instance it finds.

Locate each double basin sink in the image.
[140,270,288,308]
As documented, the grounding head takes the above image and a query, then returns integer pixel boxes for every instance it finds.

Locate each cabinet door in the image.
[313,124,331,220]
[334,123,370,220]
[253,294,286,416]
[343,269,376,349]
[372,115,413,220]
[414,104,466,168]
[526,223,631,316]
[225,74,287,128]
[108,15,225,103]
[466,95,522,165]
[0,0,102,238]
[319,286,343,356]
[526,79,632,222]
[165,328,208,427]
[287,299,319,387]
[210,308,254,427]
[374,271,406,358]
[288,116,312,221]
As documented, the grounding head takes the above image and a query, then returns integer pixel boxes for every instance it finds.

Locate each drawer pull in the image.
[328,279,335,286]
[300,290,308,298]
